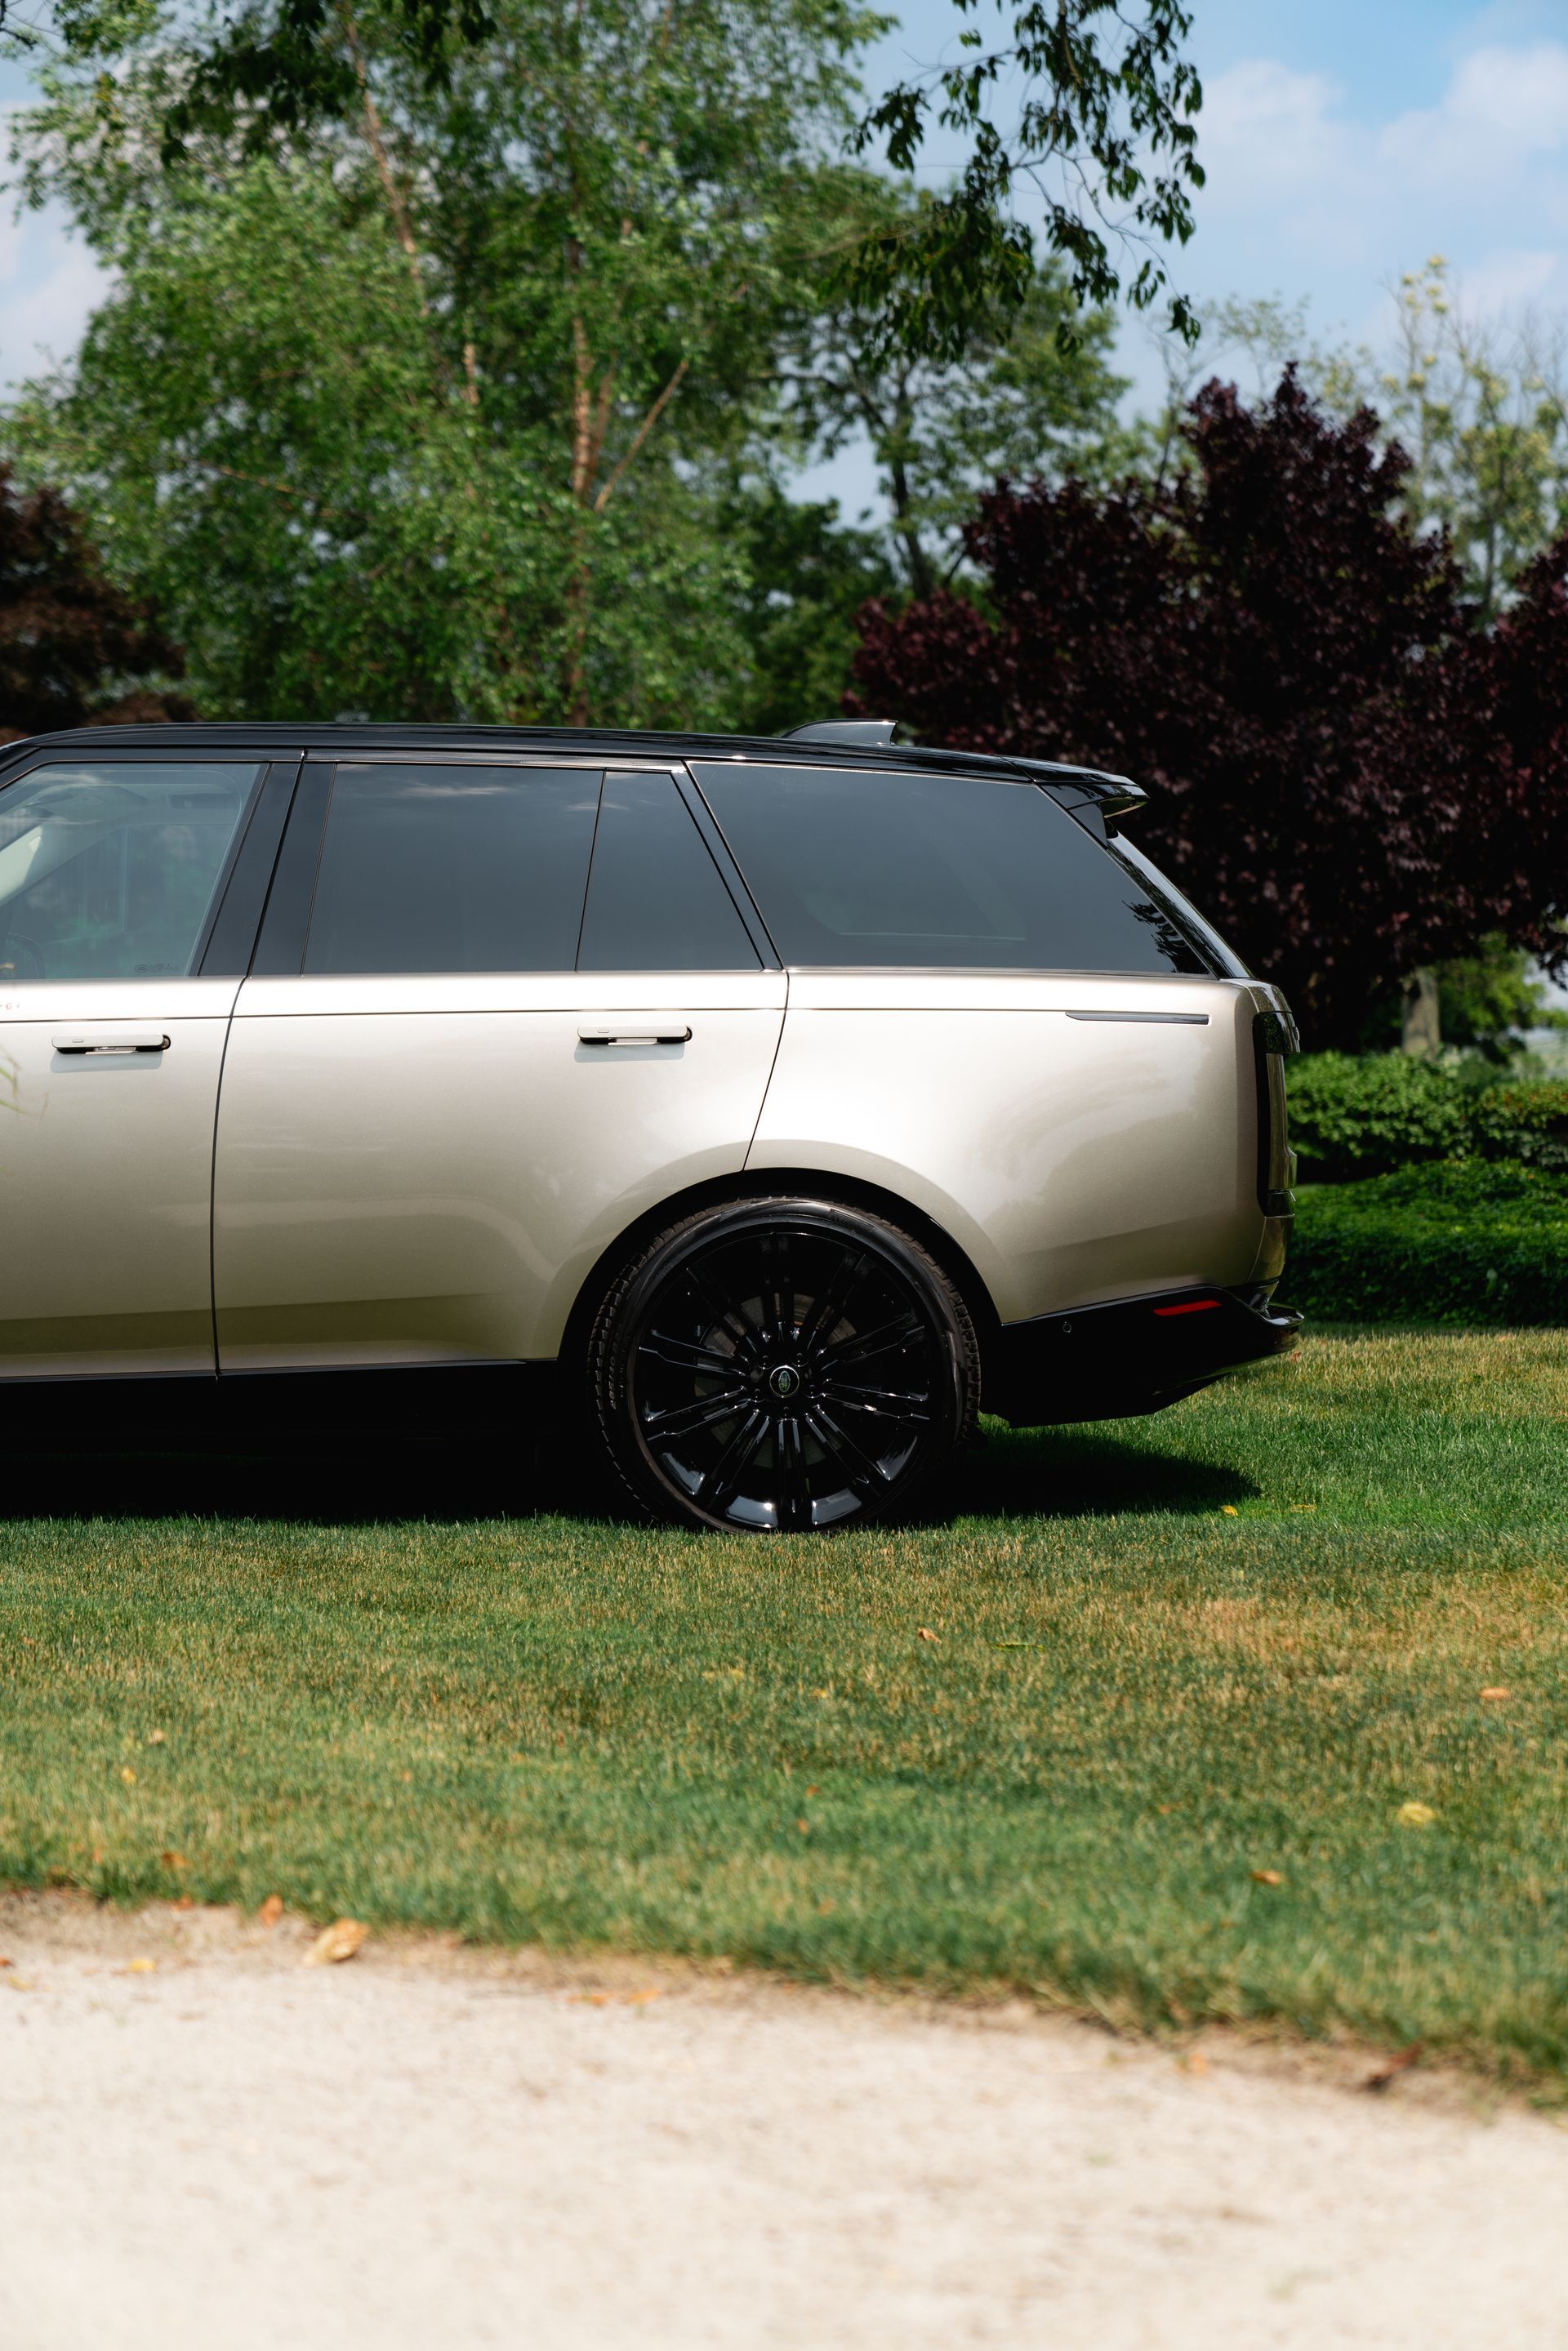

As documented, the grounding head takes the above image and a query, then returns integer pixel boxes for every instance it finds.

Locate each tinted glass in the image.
[694,764,1206,973]
[577,771,760,972]
[0,760,259,982]
[304,764,600,974]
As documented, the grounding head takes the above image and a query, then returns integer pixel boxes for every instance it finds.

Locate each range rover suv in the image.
[0,719,1298,1531]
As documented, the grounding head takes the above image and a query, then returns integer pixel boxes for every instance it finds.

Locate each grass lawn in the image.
[3,1329,1567,2089]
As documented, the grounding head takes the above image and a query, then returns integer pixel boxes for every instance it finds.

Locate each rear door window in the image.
[693,762,1205,973]
[577,771,760,972]
[303,764,601,974]
[0,760,260,982]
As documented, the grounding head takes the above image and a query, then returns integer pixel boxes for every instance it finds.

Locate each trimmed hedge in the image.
[1288,1053,1568,1182]
[1468,1080,1568,1171]
[1287,1052,1472,1182]
[1287,1160,1568,1324]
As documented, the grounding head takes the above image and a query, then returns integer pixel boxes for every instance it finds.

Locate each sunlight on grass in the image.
[2,1329,1566,2088]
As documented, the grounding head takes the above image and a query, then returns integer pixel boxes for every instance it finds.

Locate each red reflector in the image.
[1154,1298,1222,1317]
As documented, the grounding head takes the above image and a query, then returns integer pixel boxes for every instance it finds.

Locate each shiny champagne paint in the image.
[212,971,786,1368]
[0,979,238,1375]
[750,971,1276,1325]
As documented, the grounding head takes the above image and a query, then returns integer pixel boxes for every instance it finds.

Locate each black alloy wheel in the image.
[589,1198,979,1533]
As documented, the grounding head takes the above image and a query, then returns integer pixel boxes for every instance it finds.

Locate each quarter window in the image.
[577,772,759,972]
[0,760,259,983]
[693,763,1207,974]
[303,765,601,974]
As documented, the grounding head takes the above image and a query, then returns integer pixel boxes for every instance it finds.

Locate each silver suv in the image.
[0,720,1298,1531]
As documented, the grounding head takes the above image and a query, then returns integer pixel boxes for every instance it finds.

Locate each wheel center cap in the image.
[768,1363,803,1402]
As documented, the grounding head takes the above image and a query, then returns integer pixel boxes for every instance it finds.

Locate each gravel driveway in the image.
[2,1894,1565,2350]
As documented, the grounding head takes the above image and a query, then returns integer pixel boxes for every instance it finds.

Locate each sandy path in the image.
[2,1895,1565,2351]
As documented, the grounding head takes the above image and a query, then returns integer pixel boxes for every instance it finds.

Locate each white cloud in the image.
[1199,60,1353,203]
[0,204,109,389]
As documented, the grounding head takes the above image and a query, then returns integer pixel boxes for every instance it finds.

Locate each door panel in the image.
[212,972,786,1368]
[746,972,1260,1324]
[0,979,239,1375]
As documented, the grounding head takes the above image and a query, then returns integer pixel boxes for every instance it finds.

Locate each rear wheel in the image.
[588,1198,979,1533]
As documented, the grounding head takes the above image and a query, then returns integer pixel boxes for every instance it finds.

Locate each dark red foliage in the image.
[0,464,192,745]
[850,372,1568,1046]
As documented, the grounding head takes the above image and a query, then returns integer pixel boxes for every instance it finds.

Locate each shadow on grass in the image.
[0,1383,1257,1529]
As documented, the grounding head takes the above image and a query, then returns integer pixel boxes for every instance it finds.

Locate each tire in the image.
[587,1196,980,1534]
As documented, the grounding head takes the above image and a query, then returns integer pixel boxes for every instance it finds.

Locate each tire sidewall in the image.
[590,1197,975,1534]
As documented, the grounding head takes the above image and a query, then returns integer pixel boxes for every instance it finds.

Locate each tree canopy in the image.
[849,372,1568,1046]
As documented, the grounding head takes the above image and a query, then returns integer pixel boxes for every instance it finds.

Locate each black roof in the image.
[0,721,1145,812]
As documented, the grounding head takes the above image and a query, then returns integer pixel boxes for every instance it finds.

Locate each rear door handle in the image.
[53,1029,171,1055]
[577,1025,692,1046]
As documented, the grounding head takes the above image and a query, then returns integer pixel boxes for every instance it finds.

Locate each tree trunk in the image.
[1401,967,1441,1058]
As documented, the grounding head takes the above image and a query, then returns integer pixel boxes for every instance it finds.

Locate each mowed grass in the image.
[3,1329,1568,2086]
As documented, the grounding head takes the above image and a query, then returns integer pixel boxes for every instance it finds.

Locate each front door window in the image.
[0,761,259,983]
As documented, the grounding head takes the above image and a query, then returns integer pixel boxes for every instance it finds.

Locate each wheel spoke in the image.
[817,1381,933,1427]
[805,1403,892,1501]
[775,1414,813,1530]
[684,1259,760,1361]
[698,1405,770,1513]
[798,1249,871,1360]
[642,1387,751,1441]
[816,1311,923,1373]
[638,1330,741,1378]
[760,1227,795,1352]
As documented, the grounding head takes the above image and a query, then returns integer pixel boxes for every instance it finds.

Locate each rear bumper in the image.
[985,1284,1303,1427]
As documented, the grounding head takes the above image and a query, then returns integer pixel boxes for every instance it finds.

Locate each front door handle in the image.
[53,1029,172,1055]
[577,1025,692,1046]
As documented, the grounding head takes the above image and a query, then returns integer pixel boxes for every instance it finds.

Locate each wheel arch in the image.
[557,1166,1003,1388]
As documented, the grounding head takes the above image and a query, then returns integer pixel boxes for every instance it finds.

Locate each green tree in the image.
[3,0,1202,363]
[719,479,898,734]
[778,185,1129,598]
[1375,259,1568,622]
[7,0,879,724]
[849,0,1202,357]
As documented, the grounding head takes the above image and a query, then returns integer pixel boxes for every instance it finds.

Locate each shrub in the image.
[1286,1052,1472,1182]
[1471,1080,1568,1170]
[1287,1160,1568,1323]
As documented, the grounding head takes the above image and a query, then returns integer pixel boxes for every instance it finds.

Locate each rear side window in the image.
[0,760,259,982]
[304,764,600,974]
[693,764,1206,973]
[577,771,759,972]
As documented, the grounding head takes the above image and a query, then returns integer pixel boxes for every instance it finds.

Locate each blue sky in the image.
[6,0,1568,465]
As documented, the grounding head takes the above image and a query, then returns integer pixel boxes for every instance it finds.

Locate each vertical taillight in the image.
[1253,1007,1298,1218]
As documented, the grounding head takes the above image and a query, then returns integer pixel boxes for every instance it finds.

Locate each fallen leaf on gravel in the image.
[1480,1687,1512,1703]
[259,1894,283,1929]
[1250,1869,1284,1886]
[0,1957,11,1968]
[1183,2050,1209,2077]
[627,1989,662,2005]
[916,1627,938,1642]
[1364,2042,1422,2092]
[1397,1801,1437,1828]
[124,1959,156,1975]
[304,1919,368,1967]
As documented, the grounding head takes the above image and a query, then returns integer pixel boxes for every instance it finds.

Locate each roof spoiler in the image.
[1034,767,1148,823]
[782,720,901,748]
[780,723,1148,822]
